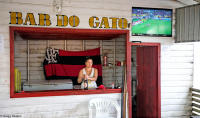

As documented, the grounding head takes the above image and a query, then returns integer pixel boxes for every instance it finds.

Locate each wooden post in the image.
[122,64,128,118]
[27,40,30,85]
[113,38,116,84]
[64,40,67,50]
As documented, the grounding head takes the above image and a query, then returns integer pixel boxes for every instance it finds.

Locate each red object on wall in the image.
[103,55,108,66]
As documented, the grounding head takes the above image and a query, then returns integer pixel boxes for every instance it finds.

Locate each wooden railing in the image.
[191,88,200,116]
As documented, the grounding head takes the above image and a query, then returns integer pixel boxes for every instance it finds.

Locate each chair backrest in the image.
[88,98,120,118]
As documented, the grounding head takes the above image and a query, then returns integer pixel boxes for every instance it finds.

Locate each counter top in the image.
[12,88,122,98]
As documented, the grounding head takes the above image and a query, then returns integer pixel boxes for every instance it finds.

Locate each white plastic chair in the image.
[88,98,121,118]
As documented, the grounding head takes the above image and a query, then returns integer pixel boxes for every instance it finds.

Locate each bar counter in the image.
[12,88,122,98]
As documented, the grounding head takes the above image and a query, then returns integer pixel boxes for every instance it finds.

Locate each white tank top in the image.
[81,68,97,89]
[83,68,94,77]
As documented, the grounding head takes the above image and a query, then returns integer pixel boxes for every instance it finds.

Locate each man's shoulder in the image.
[80,68,85,72]
[93,68,98,71]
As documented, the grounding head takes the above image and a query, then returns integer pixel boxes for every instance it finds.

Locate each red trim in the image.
[157,44,161,118]
[9,27,129,94]
[10,26,15,98]
[11,88,121,98]
[126,42,161,118]
[129,42,161,46]
[10,26,128,40]
[126,33,132,118]
[14,26,128,34]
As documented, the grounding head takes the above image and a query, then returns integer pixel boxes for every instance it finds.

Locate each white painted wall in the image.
[0,93,121,118]
[161,43,193,118]
[0,0,129,118]
[193,42,200,89]
[0,0,195,118]
[131,0,194,118]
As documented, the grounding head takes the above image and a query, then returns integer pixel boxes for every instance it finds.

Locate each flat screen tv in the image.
[132,7,172,37]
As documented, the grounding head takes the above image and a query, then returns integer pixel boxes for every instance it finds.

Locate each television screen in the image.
[132,7,172,37]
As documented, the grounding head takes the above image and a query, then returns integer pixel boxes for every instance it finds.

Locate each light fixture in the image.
[53,0,63,14]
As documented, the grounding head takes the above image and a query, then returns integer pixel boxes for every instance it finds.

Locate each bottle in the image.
[111,82,115,89]
[84,78,88,90]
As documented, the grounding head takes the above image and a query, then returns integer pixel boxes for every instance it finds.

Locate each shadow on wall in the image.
[68,102,89,118]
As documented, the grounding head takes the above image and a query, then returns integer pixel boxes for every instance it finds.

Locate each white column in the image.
[193,42,200,89]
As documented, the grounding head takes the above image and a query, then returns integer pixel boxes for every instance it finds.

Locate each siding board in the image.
[176,4,200,42]
[161,43,193,117]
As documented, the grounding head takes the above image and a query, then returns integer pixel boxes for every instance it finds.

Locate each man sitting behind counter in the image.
[77,58,98,89]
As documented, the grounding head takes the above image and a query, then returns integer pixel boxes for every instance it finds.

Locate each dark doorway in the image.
[131,45,160,118]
